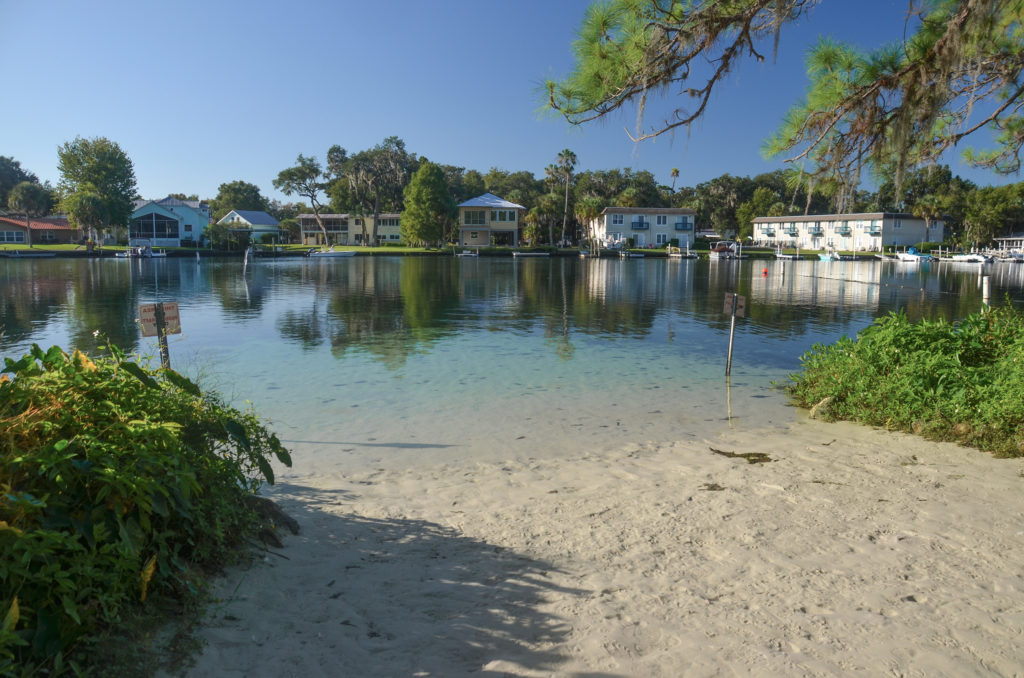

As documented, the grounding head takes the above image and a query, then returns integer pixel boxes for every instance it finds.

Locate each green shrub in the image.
[786,303,1024,457]
[0,344,291,675]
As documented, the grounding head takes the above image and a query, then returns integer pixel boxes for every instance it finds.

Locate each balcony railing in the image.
[808,227,824,236]
[836,228,852,236]
[631,220,650,230]
[868,228,882,236]
[674,221,693,231]
[763,230,776,237]
[785,228,799,236]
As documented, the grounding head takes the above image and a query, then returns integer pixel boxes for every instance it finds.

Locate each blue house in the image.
[217,210,281,243]
[130,197,211,246]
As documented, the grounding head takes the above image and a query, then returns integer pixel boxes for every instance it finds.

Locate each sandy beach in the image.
[180,416,1024,677]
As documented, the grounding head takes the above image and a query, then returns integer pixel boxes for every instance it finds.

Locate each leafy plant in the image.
[786,302,1024,457]
[0,344,292,675]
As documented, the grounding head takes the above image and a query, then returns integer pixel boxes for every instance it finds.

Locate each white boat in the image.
[667,244,698,259]
[308,247,355,258]
[948,253,993,264]
[512,251,550,257]
[708,241,741,260]
[116,245,166,258]
[894,247,933,262]
[454,249,479,258]
[619,249,644,258]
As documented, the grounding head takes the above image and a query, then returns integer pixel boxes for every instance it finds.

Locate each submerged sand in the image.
[181,416,1024,677]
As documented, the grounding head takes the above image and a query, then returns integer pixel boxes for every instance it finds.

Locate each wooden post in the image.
[155,302,171,369]
[726,293,737,377]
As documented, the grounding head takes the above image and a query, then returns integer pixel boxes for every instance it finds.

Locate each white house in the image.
[591,207,696,248]
[297,213,402,246]
[217,210,281,243]
[130,196,211,247]
[457,193,522,247]
[751,213,945,252]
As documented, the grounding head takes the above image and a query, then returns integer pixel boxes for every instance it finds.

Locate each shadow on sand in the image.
[188,482,620,677]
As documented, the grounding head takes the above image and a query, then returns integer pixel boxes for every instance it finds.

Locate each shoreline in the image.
[178,416,1024,677]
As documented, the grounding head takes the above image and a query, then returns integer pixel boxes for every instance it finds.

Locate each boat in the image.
[667,244,698,259]
[115,244,166,258]
[454,249,479,257]
[818,246,843,261]
[512,251,550,257]
[946,253,994,264]
[619,249,644,258]
[308,246,356,258]
[2,250,56,258]
[894,246,933,262]
[708,241,741,260]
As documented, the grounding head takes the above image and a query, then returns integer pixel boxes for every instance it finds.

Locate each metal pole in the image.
[726,293,737,376]
[155,302,171,369]
[982,275,990,306]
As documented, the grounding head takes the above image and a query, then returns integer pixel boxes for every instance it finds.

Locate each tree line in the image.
[4,136,1022,249]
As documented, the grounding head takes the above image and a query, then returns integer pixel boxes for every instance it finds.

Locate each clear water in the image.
[3,256,1022,469]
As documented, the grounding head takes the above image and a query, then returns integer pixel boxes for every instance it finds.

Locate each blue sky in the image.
[1,0,1016,203]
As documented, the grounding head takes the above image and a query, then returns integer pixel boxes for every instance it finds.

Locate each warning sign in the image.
[139,302,181,337]
[723,293,746,318]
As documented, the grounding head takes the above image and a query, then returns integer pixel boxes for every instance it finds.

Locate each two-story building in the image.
[591,207,696,248]
[297,213,402,246]
[130,197,212,247]
[751,213,945,252]
[457,193,522,247]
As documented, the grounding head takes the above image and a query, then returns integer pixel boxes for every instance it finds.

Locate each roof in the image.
[296,213,401,220]
[752,212,922,223]
[219,210,280,226]
[457,193,525,210]
[0,215,76,231]
[133,196,209,211]
[601,206,695,215]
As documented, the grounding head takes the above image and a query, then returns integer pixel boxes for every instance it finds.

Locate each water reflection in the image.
[1,257,1021,368]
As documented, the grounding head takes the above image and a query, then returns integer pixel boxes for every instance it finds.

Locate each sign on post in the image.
[723,293,746,318]
[724,293,746,377]
[139,302,181,337]
[139,302,181,369]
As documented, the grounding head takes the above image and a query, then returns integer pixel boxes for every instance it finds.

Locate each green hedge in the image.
[0,344,291,675]
[786,303,1024,457]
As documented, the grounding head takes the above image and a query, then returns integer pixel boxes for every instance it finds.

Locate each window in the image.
[1,231,25,243]
[464,210,485,225]
[656,233,668,244]
[130,213,178,239]
[470,231,478,239]
[490,210,516,222]
[185,224,192,232]
[656,215,667,225]
[612,214,623,225]
[894,219,902,229]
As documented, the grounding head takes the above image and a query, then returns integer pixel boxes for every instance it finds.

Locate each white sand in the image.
[182,417,1024,677]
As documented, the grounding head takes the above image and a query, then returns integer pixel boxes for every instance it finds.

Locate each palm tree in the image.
[670,167,679,193]
[574,196,604,254]
[913,194,944,245]
[8,181,53,248]
[556,149,577,246]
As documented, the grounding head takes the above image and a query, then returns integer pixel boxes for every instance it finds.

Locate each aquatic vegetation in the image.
[787,302,1024,457]
[0,343,291,675]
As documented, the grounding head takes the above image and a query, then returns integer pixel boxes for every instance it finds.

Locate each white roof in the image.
[457,193,524,209]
